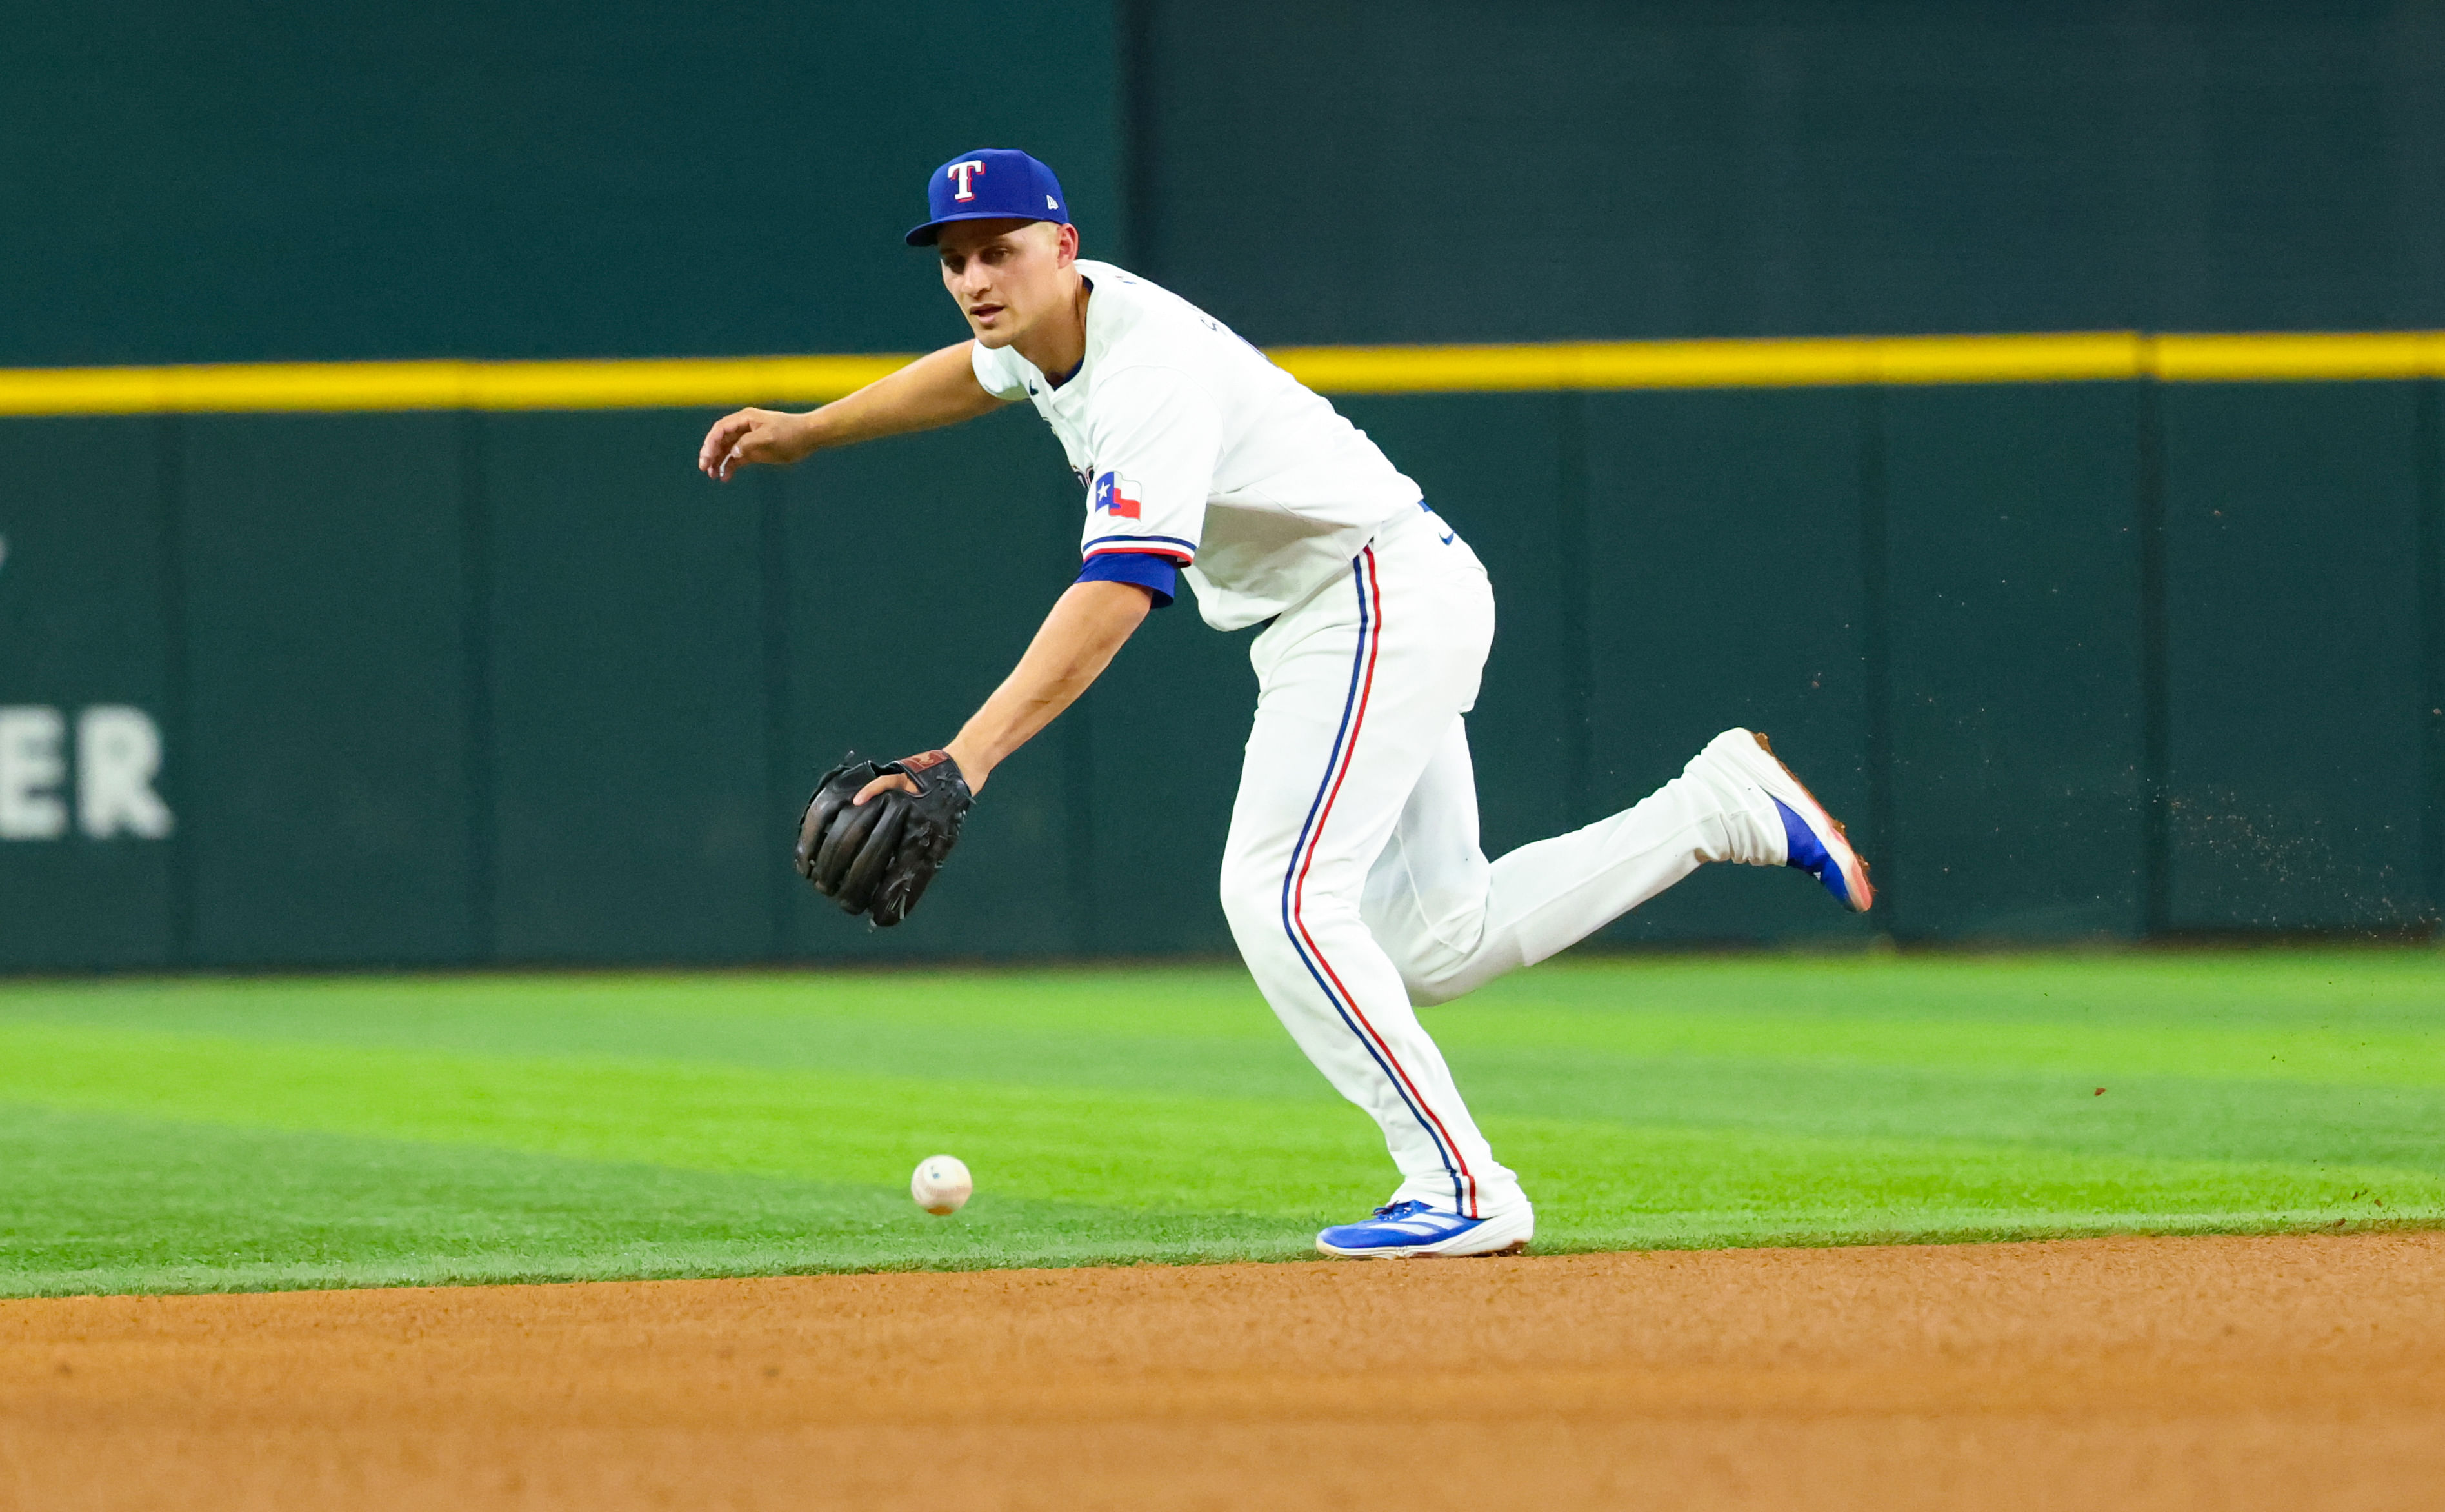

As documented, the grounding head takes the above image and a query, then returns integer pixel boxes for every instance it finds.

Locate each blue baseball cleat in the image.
[1315,1200,1535,1259]
[1706,728,1875,913]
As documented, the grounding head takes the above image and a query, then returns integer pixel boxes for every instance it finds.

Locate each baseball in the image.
[910,1154,972,1216]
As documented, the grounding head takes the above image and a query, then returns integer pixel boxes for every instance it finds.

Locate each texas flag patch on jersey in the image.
[1090,470,1142,519]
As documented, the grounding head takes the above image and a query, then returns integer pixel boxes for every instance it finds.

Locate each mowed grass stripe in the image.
[7,964,2442,1180]
[0,1105,1324,1297]
[1497,1119,2442,1248]
[1482,953,2445,1029]
[0,1024,1388,1215]
[6,955,2441,1085]
[1428,1006,2445,1088]
[1,1024,2434,1245]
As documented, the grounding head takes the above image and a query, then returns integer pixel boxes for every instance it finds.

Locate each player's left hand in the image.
[855,770,919,804]
[855,738,988,803]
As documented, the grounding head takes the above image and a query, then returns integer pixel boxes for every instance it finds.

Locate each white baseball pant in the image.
[1217,504,1788,1219]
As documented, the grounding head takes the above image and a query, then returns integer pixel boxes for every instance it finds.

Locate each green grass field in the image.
[1,950,2439,1297]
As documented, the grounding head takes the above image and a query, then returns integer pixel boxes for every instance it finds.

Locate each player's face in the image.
[937,219,1076,348]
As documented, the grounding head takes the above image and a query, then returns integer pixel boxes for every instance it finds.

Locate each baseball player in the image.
[698,148,1873,1260]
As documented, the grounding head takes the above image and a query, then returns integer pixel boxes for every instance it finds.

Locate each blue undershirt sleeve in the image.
[1073,550,1178,608]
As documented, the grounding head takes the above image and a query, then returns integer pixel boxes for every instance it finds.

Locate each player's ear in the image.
[1053,222,1079,267]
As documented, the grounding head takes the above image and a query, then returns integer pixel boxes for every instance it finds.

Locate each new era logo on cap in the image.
[906,148,1068,246]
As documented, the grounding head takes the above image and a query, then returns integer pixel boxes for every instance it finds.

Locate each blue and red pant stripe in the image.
[1276,546,1480,1217]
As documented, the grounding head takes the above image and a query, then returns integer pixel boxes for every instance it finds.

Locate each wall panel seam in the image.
[457,412,497,964]
[152,415,195,966]
[2419,379,2445,923]
[2136,366,2171,937]
[1857,388,1895,937]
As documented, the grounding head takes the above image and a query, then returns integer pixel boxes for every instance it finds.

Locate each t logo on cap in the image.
[906,148,1069,246]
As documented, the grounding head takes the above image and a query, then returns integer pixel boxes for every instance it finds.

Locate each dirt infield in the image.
[1,1231,2439,1510]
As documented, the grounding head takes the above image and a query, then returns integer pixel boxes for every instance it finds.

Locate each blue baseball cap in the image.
[905,148,1068,246]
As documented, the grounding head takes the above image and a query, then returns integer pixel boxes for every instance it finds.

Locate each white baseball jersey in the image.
[969,259,1424,631]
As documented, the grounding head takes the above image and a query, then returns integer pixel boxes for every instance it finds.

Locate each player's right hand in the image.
[697,408,812,481]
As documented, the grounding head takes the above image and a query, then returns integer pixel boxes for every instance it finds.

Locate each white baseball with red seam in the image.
[910,1155,972,1216]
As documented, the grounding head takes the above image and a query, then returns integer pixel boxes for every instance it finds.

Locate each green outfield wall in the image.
[0,0,1123,366]
[5,376,2438,968]
[5,3,2444,968]
[1130,1,2445,344]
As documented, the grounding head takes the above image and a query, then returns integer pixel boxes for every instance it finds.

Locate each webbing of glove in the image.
[864,750,975,928]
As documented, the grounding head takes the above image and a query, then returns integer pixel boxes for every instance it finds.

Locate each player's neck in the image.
[1012,270,1091,386]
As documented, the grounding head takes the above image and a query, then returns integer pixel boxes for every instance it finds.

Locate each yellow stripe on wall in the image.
[1268,332,2150,392]
[1,332,2440,417]
[0,355,911,417]
[2146,332,2445,383]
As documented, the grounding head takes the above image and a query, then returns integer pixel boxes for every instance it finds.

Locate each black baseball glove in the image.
[793,749,975,927]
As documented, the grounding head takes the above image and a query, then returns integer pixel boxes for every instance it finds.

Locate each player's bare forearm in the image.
[697,343,1006,481]
[946,581,1149,791]
[799,343,1007,452]
[857,581,1150,802]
